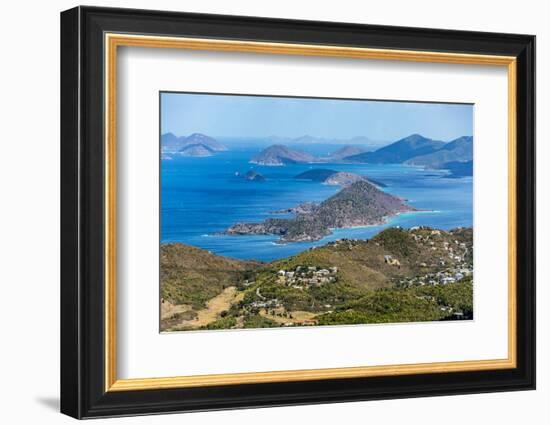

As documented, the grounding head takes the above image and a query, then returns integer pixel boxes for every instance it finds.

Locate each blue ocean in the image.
[161,144,472,262]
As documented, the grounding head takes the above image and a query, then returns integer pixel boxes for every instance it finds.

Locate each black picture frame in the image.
[61,5,535,419]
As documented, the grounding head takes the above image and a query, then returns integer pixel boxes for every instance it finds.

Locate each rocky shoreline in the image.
[225,180,415,243]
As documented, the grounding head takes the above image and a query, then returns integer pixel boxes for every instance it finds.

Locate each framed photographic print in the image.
[60,6,536,419]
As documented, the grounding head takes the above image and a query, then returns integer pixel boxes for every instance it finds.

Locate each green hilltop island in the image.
[224,180,414,243]
[161,225,473,332]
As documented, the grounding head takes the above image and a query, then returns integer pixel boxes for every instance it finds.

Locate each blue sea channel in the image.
[161,144,473,262]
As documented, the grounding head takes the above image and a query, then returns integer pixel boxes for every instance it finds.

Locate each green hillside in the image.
[161,226,473,331]
[160,243,260,308]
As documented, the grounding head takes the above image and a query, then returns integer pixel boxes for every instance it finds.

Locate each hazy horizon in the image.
[161,92,473,143]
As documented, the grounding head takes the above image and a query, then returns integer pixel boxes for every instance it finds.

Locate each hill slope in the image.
[295,169,386,187]
[161,243,260,308]
[324,145,366,161]
[404,136,473,168]
[324,171,366,186]
[161,132,227,153]
[250,144,317,166]
[178,143,214,157]
[161,226,473,331]
[295,169,338,181]
[160,132,182,152]
[183,133,227,151]
[345,134,445,163]
[225,180,414,242]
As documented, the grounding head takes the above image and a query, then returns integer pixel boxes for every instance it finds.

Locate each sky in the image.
[161,92,473,143]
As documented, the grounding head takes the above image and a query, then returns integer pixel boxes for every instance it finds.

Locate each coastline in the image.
[161,154,472,261]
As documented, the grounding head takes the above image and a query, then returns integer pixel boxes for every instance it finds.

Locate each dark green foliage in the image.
[243,314,279,329]
[162,276,228,309]
[203,316,237,330]
[371,227,415,258]
[160,243,260,308]
[318,289,442,325]
[306,281,369,308]
[160,310,198,329]
[257,281,315,311]
[317,279,473,326]
[413,278,473,316]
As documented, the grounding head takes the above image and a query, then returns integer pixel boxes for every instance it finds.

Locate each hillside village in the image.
[160,226,474,331]
[393,227,473,287]
[276,265,339,288]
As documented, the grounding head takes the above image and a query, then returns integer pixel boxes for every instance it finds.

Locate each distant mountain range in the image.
[250,145,369,166]
[262,135,383,146]
[249,133,472,176]
[345,134,446,163]
[161,133,228,155]
[404,136,473,168]
[161,132,472,176]
[344,134,473,174]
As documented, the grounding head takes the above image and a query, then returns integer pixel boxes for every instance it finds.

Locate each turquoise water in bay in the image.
[161,146,472,262]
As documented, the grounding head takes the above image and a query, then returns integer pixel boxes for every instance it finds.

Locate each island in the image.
[404,136,473,168]
[161,132,228,154]
[225,180,415,242]
[249,144,316,166]
[324,171,367,186]
[178,143,214,157]
[341,133,474,180]
[244,170,266,182]
[295,169,387,187]
[344,134,446,164]
[294,168,339,182]
[323,145,366,161]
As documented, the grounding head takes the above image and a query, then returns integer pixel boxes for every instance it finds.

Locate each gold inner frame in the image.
[104,33,518,392]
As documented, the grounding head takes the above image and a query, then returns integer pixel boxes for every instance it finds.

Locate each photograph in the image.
[56,4,536,420]
[159,92,474,332]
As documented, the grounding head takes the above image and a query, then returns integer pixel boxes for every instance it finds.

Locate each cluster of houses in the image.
[283,319,318,327]
[276,265,338,288]
[414,297,467,319]
[249,298,281,310]
[400,266,473,287]
[392,227,473,287]
[327,238,362,251]
[442,240,469,263]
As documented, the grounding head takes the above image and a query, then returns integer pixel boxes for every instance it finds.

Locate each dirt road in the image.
[172,286,243,330]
